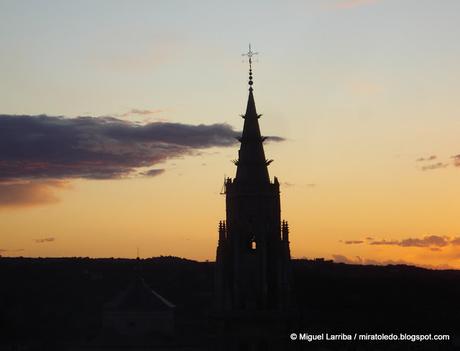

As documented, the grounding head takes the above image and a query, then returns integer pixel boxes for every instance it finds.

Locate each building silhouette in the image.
[103,275,175,337]
[214,46,293,350]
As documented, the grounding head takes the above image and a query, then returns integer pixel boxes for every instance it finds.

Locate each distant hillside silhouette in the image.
[1,256,459,350]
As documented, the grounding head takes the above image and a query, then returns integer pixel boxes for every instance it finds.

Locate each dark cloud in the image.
[344,235,457,249]
[0,180,69,208]
[368,235,450,248]
[0,114,271,180]
[0,114,284,207]
[35,237,56,244]
[264,136,285,142]
[140,168,165,177]
[421,162,449,171]
[399,235,449,247]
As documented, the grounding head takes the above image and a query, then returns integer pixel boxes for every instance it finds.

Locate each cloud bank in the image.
[0,114,284,207]
[331,254,452,269]
[0,115,245,180]
[342,235,460,249]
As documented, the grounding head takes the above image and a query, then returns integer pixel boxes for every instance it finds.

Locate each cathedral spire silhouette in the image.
[215,45,292,315]
[235,44,270,184]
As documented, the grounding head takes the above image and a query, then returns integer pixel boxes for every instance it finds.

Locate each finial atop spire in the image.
[242,43,258,91]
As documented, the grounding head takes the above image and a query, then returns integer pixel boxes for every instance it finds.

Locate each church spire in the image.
[215,46,292,315]
[235,45,271,185]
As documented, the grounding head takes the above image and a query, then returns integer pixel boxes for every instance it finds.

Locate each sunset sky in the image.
[1,0,460,269]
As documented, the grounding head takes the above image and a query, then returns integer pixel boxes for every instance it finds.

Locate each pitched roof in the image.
[105,276,175,312]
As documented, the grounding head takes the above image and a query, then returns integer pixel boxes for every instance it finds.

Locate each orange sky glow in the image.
[1,0,460,269]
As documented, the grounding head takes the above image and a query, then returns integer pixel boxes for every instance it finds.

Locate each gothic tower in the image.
[215,46,291,314]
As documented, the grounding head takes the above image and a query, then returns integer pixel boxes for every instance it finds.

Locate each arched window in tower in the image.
[249,235,256,251]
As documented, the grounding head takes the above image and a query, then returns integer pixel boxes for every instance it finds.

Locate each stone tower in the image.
[215,46,291,314]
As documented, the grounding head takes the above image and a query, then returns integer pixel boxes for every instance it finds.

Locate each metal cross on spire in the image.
[242,44,258,91]
[242,43,258,67]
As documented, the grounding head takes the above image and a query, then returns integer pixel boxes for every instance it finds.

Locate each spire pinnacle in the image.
[235,44,270,184]
[242,43,258,92]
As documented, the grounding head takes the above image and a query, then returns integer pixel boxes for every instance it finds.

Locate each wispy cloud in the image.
[421,162,449,171]
[91,33,184,72]
[0,180,70,208]
[343,235,457,248]
[0,248,25,253]
[120,109,163,118]
[281,182,317,189]
[343,240,364,245]
[414,154,460,171]
[368,239,400,246]
[35,237,56,244]
[452,154,460,167]
[416,155,437,162]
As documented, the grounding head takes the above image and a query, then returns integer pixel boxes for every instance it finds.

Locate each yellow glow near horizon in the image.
[1,1,460,269]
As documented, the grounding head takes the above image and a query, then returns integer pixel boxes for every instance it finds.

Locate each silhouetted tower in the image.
[215,45,291,313]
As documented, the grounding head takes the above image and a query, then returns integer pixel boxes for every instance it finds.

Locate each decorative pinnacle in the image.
[242,43,258,91]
